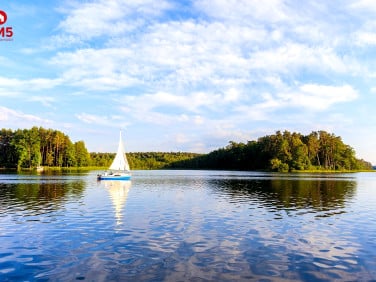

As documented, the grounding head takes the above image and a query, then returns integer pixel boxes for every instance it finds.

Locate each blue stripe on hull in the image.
[98,175,131,180]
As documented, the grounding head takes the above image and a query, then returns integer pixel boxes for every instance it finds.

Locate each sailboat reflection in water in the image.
[105,180,131,225]
[97,131,131,180]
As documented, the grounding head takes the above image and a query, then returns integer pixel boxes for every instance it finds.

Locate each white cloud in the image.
[232,84,358,123]
[290,84,358,110]
[27,78,62,90]
[276,83,358,111]
[119,90,240,121]
[351,19,376,47]
[57,0,172,40]
[0,106,52,125]
[0,76,61,94]
[0,77,24,88]
[29,96,56,107]
[45,34,84,50]
[51,48,138,90]
[76,113,108,124]
[355,31,376,46]
[234,92,282,122]
[54,3,371,89]
[348,0,376,12]
[139,20,265,76]
[50,18,269,91]
[76,113,130,128]
[249,43,349,74]
[48,3,364,100]
[194,0,289,23]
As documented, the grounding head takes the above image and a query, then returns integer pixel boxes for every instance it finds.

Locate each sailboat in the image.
[97,131,131,180]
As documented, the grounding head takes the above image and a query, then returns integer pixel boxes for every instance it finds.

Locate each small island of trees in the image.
[170,130,373,172]
[0,127,373,172]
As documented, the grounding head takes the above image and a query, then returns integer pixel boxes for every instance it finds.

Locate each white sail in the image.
[109,131,130,171]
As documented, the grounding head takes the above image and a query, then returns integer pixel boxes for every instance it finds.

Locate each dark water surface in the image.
[0,170,376,281]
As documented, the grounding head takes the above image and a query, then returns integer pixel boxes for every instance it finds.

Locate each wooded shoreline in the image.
[0,127,373,172]
[1,167,373,173]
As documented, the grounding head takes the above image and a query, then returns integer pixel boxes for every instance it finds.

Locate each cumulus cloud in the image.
[3,0,375,158]
[48,1,359,98]
[288,84,358,110]
[0,76,61,92]
[351,19,376,47]
[76,113,130,128]
[50,19,265,91]
[118,89,242,124]
[249,43,349,74]
[290,84,357,110]
[232,84,358,125]
[118,94,209,126]
[0,106,52,125]
[76,113,106,124]
[29,96,56,107]
[348,0,376,12]
[58,0,172,37]
[194,0,289,23]
[355,31,376,46]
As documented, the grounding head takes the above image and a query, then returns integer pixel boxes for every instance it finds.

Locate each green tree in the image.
[289,132,309,170]
[0,129,16,167]
[270,158,289,172]
[64,141,76,167]
[305,131,321,167]
[10,129,28,169]
[29,127,41,168]
[74,141,90,167]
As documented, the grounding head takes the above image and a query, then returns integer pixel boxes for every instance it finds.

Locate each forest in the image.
[170,130,373,171]
[0,127,91,169]
[0,127,198,170]
[91,152,201,170]
[0,127,373,171]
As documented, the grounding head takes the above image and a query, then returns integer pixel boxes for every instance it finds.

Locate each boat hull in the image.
[98,175,131,180]
[97,172,131,180]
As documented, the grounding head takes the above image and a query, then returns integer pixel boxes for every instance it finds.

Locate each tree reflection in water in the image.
[0,180,86,216]
[211,175,356,217]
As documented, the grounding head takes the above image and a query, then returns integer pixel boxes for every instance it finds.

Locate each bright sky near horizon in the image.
[1,0,376,164]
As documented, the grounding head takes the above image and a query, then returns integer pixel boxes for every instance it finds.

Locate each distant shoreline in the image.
[0,167,374,173]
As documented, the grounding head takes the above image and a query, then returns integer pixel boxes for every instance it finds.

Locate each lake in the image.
[0,170,375,281]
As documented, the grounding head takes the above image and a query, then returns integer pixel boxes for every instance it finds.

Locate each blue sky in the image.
[1,0,376,164]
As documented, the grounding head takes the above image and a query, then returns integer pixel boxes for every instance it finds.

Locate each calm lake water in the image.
[0,170,376,281]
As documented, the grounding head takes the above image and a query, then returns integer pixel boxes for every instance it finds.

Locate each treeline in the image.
[0,127,198,170]
[1,128,373,172]
[91,152,201,170]
[0,127,90,169]
[170,130,373,172]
